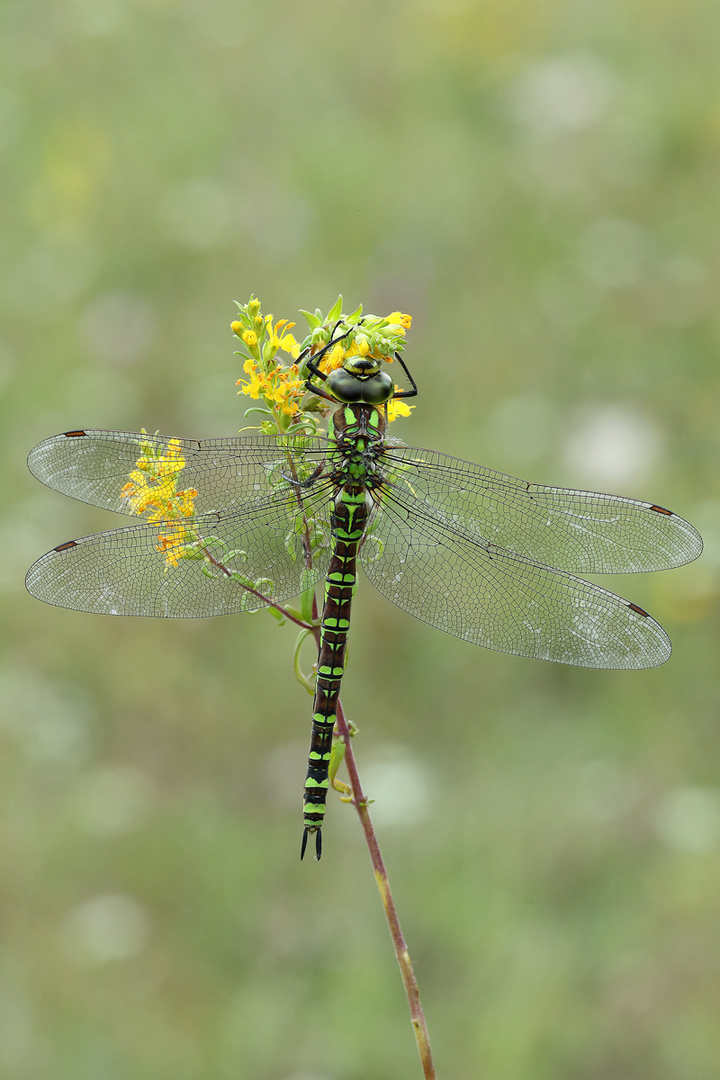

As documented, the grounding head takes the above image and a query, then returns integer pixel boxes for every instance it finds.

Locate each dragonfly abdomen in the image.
[301,486,368,859]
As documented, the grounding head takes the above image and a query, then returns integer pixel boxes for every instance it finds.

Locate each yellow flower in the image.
[278,333,301,358]
[268,364,305,414]
[387,396,414,423]
[238,358,263,399]
[121,438,198,569]
[387,311,412,331]
[266,317,301,359]
[345,336,371,358]
[319,342,346,374]
[150,440,185,479]
[175,488,198,516]
[121,477,173,517]
[242,329,258,347]
[155,523,190,568]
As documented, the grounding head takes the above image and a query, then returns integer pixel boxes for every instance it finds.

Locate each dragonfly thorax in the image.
[327,362,394,405]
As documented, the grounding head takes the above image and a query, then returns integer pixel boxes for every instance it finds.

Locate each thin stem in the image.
[333,698,437,1080]
[199,546,313,630]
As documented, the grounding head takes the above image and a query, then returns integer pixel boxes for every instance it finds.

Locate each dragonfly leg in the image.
[295,320,350,371]
[281,461,326,489]
[391,353,418,399]
[304,322,354,396]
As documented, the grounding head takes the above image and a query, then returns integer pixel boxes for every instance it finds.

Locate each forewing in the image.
[27,429,329,516]
[381,446,702,574]
[360,482,672,669]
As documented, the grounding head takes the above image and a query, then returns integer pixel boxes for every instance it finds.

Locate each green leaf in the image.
[327,295,344,324]
[299,308,322,330]
[293,629,316,695]
[243,406,273,419]
[328,739,347,787]
[299,580,318,623]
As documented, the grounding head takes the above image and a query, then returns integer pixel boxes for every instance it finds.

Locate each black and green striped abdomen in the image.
[302,485,368,857]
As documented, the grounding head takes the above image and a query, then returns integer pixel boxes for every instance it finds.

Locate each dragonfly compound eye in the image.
[328,368,394,404]
[359,371,394,404]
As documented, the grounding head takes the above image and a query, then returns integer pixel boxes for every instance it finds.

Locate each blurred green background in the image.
[2,1,719,1078]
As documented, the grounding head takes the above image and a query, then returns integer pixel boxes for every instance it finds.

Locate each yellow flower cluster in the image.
[233,313,305,424]
[120,438,198,569]
[314,312,414,421]
[234,303,414,429]
[231,314,301,360]
[318,312,412,376]
[238,358,305,417]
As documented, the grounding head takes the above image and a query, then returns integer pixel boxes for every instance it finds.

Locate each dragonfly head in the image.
[327,356,394,405]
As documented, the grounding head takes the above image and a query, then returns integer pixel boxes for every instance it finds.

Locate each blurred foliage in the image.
[1,0,719,1078]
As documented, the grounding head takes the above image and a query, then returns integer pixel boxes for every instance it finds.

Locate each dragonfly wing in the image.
[27,428,336,615]
[381,447,702,573]
[360,487,671,669]
[26,489,334,617]
[27,429,329,516]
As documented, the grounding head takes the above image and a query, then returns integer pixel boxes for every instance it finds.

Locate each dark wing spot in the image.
[649,504,673,516]
[628,602,650,618]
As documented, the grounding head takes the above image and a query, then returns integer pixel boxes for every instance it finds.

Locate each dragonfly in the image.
[26,330,703,857]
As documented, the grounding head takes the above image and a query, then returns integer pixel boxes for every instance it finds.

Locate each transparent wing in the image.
[27,429,330,516]
[26,505,333,618]
[26,430,335,616]
[360,477,673,669]
[381,446,702,573]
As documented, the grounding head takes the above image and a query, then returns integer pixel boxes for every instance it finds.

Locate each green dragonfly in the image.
[26,331,702,857]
